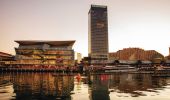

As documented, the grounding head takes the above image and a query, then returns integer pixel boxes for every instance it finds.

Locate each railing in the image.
[0,66,79,72]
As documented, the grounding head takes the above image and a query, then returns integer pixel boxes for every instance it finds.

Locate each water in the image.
[0,72,170,100]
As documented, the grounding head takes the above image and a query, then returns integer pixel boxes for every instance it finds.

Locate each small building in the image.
[0,52,14,66]
[151,53,164,64]
[14,40,75,67]
[77,53,82,64]
[109,48,164,64]
[81,57,91,66]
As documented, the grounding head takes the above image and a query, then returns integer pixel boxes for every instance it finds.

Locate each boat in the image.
[103,65,138,73]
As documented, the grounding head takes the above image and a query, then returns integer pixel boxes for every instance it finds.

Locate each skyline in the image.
[0,0,170,57]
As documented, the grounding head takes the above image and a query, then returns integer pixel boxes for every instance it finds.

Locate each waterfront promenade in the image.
[1,65,170,75]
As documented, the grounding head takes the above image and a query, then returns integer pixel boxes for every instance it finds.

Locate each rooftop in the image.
[91,5,107,8]
[88,4,107,14]
[15,40,76,46]
[0,52,13,57]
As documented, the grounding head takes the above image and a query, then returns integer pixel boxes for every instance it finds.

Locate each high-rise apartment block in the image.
[88,5,109,65]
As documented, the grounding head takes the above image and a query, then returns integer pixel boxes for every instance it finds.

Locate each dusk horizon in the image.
[1,0,170,57]
[1,1,170,100]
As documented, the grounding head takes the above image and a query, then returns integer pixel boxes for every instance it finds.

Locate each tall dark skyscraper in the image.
[88,5,108,64]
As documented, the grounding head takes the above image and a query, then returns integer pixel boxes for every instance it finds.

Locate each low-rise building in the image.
[0,52,14,66]
[109,48,164,64]
[13,40,75,67]
[77,53,82,64]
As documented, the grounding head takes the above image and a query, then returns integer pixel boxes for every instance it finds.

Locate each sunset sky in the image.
[0,0,170,57]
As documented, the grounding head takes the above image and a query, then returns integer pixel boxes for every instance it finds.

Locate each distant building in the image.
[109,48,164,63]
[88,5,109,65]
[164,48,170,65]
[166,47,170,59]
[0,52,14,66]
[81,57,91,66]
[14,40,75,67]
[0,52,13,60]
[77,53,82,63]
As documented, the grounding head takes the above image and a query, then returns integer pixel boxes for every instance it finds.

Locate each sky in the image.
[0,0,170,57]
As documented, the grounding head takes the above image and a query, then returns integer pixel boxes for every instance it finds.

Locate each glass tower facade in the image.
[88,5,109,65]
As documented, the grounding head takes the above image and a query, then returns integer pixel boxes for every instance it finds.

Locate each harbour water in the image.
[0,72,170,100]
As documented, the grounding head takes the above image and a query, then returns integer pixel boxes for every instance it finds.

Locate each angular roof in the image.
[0,52,13,57]
[88,5,107,14]
[91,5,107,8]
[15,40,76,46]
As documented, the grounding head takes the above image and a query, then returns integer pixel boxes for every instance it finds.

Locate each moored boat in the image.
[102,65,138,73]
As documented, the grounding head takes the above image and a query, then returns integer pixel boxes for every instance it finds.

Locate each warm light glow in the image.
[0,0,170,57]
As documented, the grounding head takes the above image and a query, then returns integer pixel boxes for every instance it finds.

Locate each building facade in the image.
[165,47,170,60]
[77,53,82,64]
[14,40,75,67]
[88,5,109,65]
[109,48,164,63]
[0,52,14,66]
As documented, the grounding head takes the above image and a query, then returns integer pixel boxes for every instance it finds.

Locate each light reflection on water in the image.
[0,72,170,100]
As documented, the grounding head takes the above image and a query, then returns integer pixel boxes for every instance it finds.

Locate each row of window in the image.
[7,60,74,65]
[17,55,73,60]
[16,50,73,55]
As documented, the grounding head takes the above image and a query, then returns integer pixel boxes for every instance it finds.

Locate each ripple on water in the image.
[1,73,170,100]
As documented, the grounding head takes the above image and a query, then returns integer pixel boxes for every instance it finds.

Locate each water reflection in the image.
[88,74,110,100]
[85,73,170,100]
[0,73,170,100]
[0,73,74,100]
